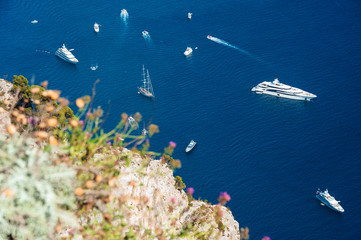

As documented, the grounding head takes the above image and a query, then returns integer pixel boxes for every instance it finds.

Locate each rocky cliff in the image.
[0,78,15,135]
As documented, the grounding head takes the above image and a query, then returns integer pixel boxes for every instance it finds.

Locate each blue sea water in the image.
[1,0,361,239]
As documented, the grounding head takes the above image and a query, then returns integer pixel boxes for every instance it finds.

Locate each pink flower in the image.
[218,192,231,205]
[27,116,37,125]
[169,141,177,148]
[262,237,271,240]
[187,187,194,195]
[79,120,84,125]
[171,197,176,203]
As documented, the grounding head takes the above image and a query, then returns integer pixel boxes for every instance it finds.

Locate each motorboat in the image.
[55,44,79,64]
[121,9,128,14]
[31,20,38,24]
[316,189,344,213]
[207,35,212,40]
[188,13,192,20]
[128,116,138,129]
[90,64,98,71]
[185,140,197,152]
[184,47,193,56]
[142,30,149,36]
[251,78,317,101]
[138,65,155,99]
[94,22,100,33]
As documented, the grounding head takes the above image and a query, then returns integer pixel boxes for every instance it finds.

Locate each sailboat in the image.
[138,65,155,99]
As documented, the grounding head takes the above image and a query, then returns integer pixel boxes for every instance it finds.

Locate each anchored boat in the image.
[185,140,197,152]
[138,65,155,99]
[251,78,316,101]
[316,189,344,213]
[55,44,79,64]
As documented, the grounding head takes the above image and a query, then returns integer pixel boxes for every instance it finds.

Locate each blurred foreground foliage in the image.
[0,77,250,240]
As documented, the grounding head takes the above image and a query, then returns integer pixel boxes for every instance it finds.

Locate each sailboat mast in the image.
[146,70,151,92]
[142,65,147,89]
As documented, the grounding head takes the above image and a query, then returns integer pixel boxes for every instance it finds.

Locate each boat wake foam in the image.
[142,31,152,43]
[120,9,129,24]
[207,36,264,63]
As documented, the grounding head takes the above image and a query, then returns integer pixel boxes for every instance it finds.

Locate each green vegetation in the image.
[174,175,186,190]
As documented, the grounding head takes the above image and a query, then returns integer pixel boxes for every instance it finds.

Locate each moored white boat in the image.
[138,65,155,99]
[185,140,197,152]
[184,47,193,56]
[31,20,38,24]
[251,78,316,101]
[55,44,79,64]
[316,189,344,213]
[188,12,192,20]
[94,22,100,33]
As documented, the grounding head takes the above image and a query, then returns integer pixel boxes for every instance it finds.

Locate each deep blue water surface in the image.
[1,0,361,239]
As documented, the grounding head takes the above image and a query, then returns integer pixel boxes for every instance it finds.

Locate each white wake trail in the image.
[120,9,129,25]
[208,36,264,63]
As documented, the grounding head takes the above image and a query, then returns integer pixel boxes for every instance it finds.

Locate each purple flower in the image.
[169,141,177,148]
[262,237,271,240]
[187,187,194,195]
[27,116,37,125]
[218,192,231,205]
[79,120,84,125]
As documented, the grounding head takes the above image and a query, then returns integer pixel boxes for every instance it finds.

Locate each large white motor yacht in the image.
[316,189,344,213]
[251,78,316,101]
[55,44,79,64]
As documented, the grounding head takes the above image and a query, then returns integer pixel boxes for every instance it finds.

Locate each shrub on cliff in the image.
[11,75,31,101]
[0,135,77,239]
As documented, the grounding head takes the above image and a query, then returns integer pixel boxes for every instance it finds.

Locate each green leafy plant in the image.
[0,135,77,240]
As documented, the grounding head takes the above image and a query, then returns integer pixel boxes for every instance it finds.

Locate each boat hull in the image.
[316,195,344,213]
[55,51,78,64]
[138,87,154,98]
[256,90,315,101]
[251,87,316,101]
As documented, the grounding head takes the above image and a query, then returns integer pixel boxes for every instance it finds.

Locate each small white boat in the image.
[31,20,38,24]
[207,35,212,40]
[94,22,100,33]
[188,13,192,20]
[128,116,138,129]
[142,30,149,36]
[185,140,197,152]
[184,47,193,56]
[90,64,98,71]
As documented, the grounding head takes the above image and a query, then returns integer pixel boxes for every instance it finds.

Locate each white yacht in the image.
[184,47,193,56]
[55,44,79,64]
[251,78,316,101]
[185,140,197,152]
[316,189,344,213]
[188,12,192,20]
[31,20,38,24]
[94,22,100,33]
